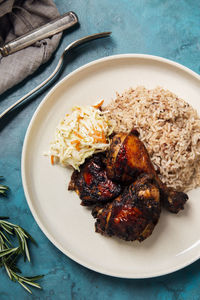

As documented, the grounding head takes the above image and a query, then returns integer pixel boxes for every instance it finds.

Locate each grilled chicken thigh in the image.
[107,129,155,183]
[106,129,188,213]
[68,129,188,242]
[93,174,161,241]
[68,154,121,206]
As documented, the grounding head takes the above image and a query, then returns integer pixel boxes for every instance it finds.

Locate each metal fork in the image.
[0,32,111,120]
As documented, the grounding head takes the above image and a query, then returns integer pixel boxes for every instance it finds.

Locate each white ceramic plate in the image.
[22,54,200,278]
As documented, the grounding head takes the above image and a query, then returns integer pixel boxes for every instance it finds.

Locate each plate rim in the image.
[21,53,200,279]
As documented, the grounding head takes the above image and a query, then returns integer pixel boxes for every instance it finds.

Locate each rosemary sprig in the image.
[0,219,44,293]
[0,177,44,293]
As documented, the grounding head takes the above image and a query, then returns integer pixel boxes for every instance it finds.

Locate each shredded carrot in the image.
[71,140,80,144]
[51,155,54,165]
[93,129,102,137]
[93,99,104,109]
[76,142,80,151]
[89,132,102,139]
[77,115,83,131]
[93,137,107,144]
[88,128,107,143]
[73,131,83,139]
[91,125,103,137]
[77,115,83,122]
[101,131,106,141]
[71,140,81,151]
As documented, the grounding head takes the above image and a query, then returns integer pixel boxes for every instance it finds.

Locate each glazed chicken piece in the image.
[93,174,161,242]
[68,154,122,206]
[107,129,154,183]
[106,129,188,213]
[161,188,188,213]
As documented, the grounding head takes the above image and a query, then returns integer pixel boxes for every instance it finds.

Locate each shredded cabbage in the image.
[49,101,114,170]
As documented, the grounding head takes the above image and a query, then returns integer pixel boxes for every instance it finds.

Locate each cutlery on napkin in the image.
[0,0,78,95]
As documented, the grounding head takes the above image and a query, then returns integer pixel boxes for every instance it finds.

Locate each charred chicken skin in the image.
[68,154,121,206]
[106,129,188,214]
[93,174,161,242]
[107,129,156,183]
[69,129,188,242]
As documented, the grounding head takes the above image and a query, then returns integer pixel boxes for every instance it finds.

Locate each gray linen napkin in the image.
[0,0,62,95]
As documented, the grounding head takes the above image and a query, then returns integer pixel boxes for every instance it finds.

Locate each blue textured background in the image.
[1,0,200,299]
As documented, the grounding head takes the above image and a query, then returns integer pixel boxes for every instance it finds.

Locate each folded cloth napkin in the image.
[0,0,62,95]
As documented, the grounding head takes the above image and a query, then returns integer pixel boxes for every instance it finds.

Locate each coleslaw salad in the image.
[49,101,114,170]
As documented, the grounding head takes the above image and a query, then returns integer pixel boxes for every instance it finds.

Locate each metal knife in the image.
[0,11,78,57]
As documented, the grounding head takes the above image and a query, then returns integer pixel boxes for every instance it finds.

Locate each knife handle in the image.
[0,11,78,57]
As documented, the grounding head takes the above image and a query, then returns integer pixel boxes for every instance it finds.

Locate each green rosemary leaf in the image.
[24,239,30,262]
[4,263,12,280]
[0,178,43,293]
[23,229,37,245]
[0,220,14,232]
[0,230,12,246]
[14,229,24,254]
[1,220,15,229]
[14,227,31,262]
[0,220,44,293]
[0,186,9,192]
[0,177,9,196]
[24,275,44,281]
[0,234,6,248]
[0,247,18,258]
[3,249,20,266]
[9,265,21,274]
[1,224,13,235]
[17,275,43,288]
[18,281,32,294]
[0,186,9,194]
[14,228,25,252]
[8,267,43,294]
[22,280,42,289]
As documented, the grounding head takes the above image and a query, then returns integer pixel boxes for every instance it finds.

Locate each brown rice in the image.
[103,86,200,192]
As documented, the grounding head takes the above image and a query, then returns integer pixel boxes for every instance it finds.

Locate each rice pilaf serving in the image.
[103,86,200,192]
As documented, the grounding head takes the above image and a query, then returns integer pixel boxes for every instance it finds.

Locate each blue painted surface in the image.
[0,0,200,298]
